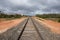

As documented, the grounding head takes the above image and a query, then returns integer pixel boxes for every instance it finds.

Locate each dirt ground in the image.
[35,17,60,34]
[0,18,26,33]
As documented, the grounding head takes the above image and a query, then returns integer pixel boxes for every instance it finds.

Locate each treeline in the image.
[0,13,22,18]
[36,14,60,18]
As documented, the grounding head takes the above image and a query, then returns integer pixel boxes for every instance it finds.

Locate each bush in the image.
[0,13,22,18]
[36,14,60,18]
[58,19,60,22]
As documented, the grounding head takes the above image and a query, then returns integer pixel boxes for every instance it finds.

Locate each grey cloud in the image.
[10,5,39,12]
[0,0,60,15]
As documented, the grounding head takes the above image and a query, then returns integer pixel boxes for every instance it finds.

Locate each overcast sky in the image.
[0,0,60,15]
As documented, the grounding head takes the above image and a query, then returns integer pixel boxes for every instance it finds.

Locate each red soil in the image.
[0,18,26,33]
[35,17,60,34]
[43,19,60,34]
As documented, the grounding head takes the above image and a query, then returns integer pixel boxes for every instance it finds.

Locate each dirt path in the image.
[0,18,26,33]
[35,17,60,34]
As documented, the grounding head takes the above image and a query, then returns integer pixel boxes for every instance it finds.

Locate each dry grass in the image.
[44,18,60,22]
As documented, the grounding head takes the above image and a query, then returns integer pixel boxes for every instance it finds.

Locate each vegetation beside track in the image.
[0,11,23,20]
[36,14,60,22]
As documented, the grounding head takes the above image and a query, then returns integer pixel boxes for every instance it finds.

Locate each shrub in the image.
[58,19,60,22]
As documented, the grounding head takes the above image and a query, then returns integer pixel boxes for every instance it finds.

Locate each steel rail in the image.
[17,18,29,40]
[31,18,44,40]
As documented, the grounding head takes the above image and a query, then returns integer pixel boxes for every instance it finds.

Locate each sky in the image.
[0,0,60,15]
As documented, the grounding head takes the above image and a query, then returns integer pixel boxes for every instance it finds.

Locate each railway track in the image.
[0,17,44,40]
[31,18,44,40]
[0,17,60,40]
[0,18,29,40]
[17,18,29,40]
[18,17,44,40]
